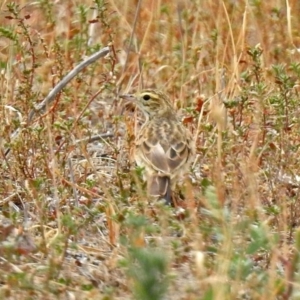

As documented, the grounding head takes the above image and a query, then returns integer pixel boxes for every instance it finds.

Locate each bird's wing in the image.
[137,129,192,175]
[140,140,170,173]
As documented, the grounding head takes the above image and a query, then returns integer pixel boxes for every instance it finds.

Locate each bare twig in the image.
[27,47,110,123]
[68,158,79,208]
[76,134,114,144]
[120,0,142,77]
[5,46,110,157]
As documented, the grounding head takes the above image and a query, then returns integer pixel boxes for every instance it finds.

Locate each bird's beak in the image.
[119,94,137,115]
[119,94,136,100]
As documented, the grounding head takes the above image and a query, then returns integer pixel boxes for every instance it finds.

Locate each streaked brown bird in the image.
[121,89,195,204]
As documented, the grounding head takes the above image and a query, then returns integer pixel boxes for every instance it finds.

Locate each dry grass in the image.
[1,0,300,299]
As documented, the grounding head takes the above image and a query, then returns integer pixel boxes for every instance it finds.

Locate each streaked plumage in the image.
[122,89,194,204]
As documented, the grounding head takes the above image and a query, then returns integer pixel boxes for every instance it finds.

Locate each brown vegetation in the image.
[1,0,300,299]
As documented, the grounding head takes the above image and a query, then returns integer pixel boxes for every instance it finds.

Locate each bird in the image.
[121,89,195,205]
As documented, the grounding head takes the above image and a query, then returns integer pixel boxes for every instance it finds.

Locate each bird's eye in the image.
[143,94,151,101]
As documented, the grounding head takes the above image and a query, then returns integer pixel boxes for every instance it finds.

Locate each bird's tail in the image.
[148,175,172,205]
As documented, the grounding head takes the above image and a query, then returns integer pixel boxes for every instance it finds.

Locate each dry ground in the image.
[1,0,300,299]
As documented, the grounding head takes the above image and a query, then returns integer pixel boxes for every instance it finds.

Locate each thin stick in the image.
[76,134,114,144]
[121,0,142,77]
[28,46,110,123]
[68,158,78,207]
[5,46,110,157]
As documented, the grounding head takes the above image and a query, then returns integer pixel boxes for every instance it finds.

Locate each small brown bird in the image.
[121,89,194,204]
